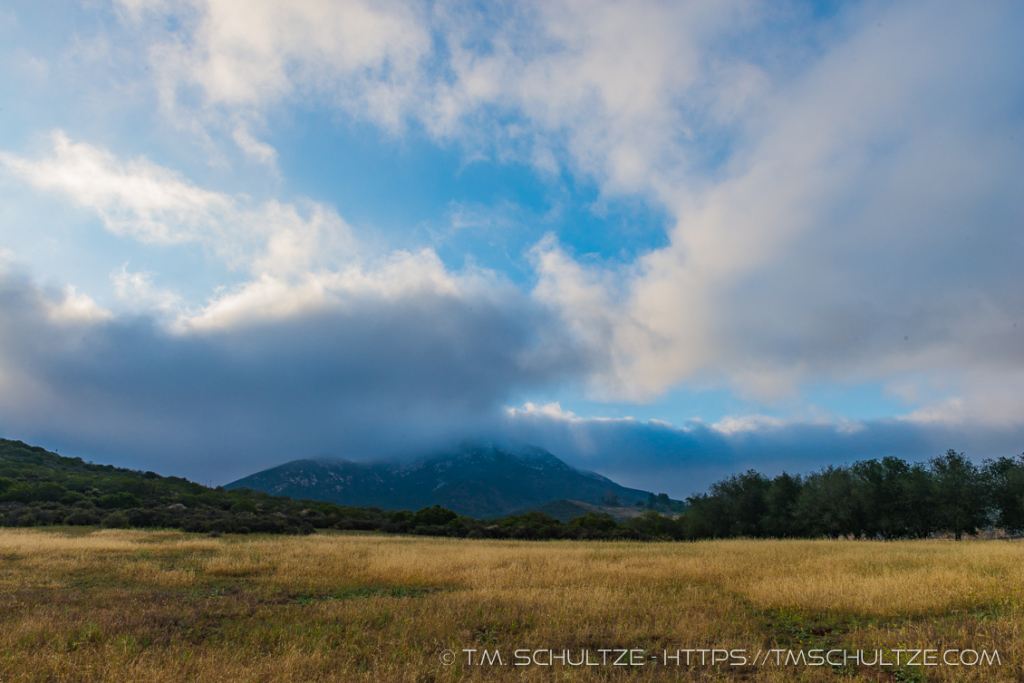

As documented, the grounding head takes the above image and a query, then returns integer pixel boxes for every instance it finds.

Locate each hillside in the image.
[508,499,640,523]
[0,438,387,534]
[225,442,657,518]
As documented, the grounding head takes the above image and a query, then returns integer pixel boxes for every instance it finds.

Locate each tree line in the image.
[681,449,1024,540]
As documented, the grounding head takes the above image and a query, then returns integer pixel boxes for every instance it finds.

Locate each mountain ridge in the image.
[226,442,655,518]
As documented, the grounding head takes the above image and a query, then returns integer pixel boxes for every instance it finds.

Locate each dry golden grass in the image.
[0,528,1020,682]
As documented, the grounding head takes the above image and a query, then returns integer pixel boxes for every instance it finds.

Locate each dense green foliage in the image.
[0,439,388,536]
[682,450,1024,540]
[2,439,1021,540]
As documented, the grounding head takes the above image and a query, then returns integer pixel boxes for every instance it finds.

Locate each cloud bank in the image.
[502,403,1024,497]
[0,268,583,483]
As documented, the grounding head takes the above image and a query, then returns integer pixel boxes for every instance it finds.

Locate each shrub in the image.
[412,505,458,527]
[97,492,141,510]
[7,508,38,526]
[60,491,87,505]
[230,499,258,513]
[64,509,101,526]
[569,512,618,533]
[2,484,48,504]
[101,511,130,528]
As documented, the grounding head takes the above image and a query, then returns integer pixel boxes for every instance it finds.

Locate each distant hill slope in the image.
[226,443,654,518]
[0,438,395,534]
[511,499,648,523]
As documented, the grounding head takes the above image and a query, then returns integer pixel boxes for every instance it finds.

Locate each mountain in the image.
[225,442,654,518]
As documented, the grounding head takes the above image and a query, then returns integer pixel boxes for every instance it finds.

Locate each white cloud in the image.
[180,248,476,331]
[111,265,184,314]
[0,131,355,279]
[898,369,1024,428]
[0,131,231,245]
[116,0,764,187]
[13,51,49,82]
[118,0,431,132]
[423,0,752,186]
[0,131,529,338]
[528,0,1024,422]
[505,401,579,421]
[231,122,277,165]
[711,414,786,436]
[44,285,113,324]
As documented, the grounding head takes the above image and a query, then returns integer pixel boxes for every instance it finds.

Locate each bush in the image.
[182,516,208,533]
[412,505,458,527]
[569,512,618,533]
[60,491,87,505]
[101,511,130,529]
[97,492,141,509]
[230,499,258,513]
[628,510,681,539]
[388,510,414,524]
[64,509,101,526]
[8,508,38,526]
[2,484,45,504]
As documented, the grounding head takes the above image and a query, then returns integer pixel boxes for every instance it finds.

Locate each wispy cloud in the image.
[1,131,355,281]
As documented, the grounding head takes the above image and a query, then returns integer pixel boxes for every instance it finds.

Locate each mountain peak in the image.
[227,443,652,518]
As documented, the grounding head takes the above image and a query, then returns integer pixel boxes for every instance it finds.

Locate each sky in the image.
[0,0,1022,496]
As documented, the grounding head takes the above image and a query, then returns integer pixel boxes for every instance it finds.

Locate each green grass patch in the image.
[291,585,435,604]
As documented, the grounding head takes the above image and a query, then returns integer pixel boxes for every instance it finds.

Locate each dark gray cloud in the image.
[499,410,1024,499]
[0,272,586,483]
[2,269,1020,496]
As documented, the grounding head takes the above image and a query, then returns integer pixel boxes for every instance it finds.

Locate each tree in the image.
[704,470,771,537]
[795,466,859,538]
[929,450,987,540]
[849,457,933,539]
[763,472,803,537]
[984,455,1024,532]
[901,461,936,538]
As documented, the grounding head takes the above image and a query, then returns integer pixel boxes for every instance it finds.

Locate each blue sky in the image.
[0,0,1022,495]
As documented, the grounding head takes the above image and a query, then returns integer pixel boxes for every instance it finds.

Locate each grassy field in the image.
[0,529,1020,682]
